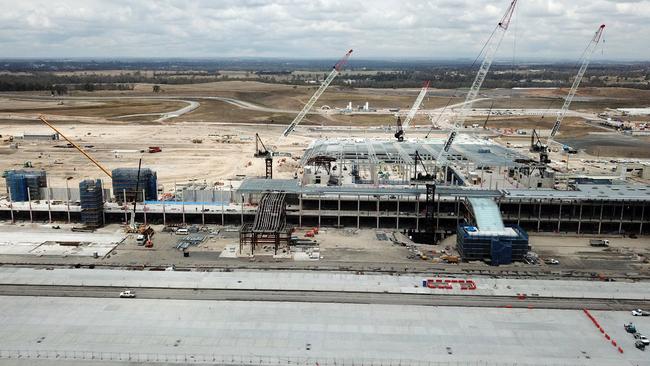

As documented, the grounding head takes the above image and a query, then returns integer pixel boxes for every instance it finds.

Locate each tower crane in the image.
[435,0,518,174]
[539,24,606,165]
[395,81,430,142]
[281,49,353,138]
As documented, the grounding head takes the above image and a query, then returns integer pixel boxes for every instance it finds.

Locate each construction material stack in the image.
[4,170,47,201]
[112,168,157,203]
[79,179,104,228]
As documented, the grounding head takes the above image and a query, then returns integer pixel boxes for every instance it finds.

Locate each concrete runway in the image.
[0,284,646,311]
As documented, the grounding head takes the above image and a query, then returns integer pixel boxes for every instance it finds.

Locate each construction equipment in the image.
[538,24,606,165]
[413,151,434,181]
[38,115,112,179]
[396,81,430,141]
[435,0,518,174]
[483,101,494,129]
[281,49,353,138]
[254,133,274,179]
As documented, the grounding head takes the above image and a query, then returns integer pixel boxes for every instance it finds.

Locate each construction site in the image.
[3,1,650,365]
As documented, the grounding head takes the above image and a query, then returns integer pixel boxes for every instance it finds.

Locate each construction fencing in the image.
[0,349,592,366]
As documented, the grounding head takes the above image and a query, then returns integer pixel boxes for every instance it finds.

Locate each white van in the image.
[136,234,146,245]
[176,228,189,235]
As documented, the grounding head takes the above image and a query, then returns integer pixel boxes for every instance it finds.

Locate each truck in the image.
[136,234,146,246]
[590,239,610,247]
[148,146,162,153]
[119,290,136,298]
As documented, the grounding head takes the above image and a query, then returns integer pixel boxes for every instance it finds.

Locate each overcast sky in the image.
[0,0,648,61]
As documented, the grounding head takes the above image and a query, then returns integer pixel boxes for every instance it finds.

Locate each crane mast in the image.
[281,49,353,138]
[435,0,518,167]
[547,24,605,145]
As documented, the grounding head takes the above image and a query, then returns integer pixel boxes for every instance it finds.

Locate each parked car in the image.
[119,290,136,298]
[635,340,646,350]
[632,309,650,316]
[634,334,650,346]
[545,258,560,265]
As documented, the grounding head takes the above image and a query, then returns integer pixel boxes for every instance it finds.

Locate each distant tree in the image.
[83,82,95,92]
[152,85,161,93]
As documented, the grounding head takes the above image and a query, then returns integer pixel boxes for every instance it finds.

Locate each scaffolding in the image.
[239,193,292,255]
[79,179,104,227]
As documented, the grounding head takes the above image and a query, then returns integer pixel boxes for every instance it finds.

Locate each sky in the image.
[0,0,648,61]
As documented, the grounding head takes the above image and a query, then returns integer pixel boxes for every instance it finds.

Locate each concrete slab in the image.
[1,268,649,300]
[0,296,647,365]
[0,230,124,257]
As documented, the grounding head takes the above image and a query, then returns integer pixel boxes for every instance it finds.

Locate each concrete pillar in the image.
[27,189,33,223]
[357,194,360,229]
[318,194,321,227]
[240,196,244,226]
[299,194,303,228]
[577,203,583,234]
[557,201,562,232]
[598,203,604,235]
[201,203,205,226]
[162,201,167,226]
[640,203,645,234]
[337,194,341,228]
[122,189,127,224]
[517,199,521,226]
[182,200,186,225]
[619,202,625,234]
[100,183,106,225]
[220,200,224,226]
[436,194,440,235]
[415,197,420,231]
[537,202,542,232]
[47,188,52,223]
[8,189,14,224]
[376,197,380,229]
[455,196,460,227]
[396,199,400,230]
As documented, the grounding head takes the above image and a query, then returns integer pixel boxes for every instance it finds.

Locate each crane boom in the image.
[547,24,605,144]
[39,115,113,178]
[281,49,353,138]
[402,81,430,131]
[436,0,517,166]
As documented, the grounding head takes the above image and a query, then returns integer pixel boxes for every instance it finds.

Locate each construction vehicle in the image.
[148,146,162,153]
[589,239,610,247]
[119,290,136,298]
[435,0,518,178]
[483,101,494,129]
[441,255,459,264]
[23,161,32,168]
[536,24,605,166]
[281,49,353,138]
[413,151,434,182]
[625,323,637,333]
[395,81,430,141]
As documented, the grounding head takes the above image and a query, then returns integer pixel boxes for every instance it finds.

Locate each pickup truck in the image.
[119,290,136,298]
[590,239,610,247]
[632,309,650,316]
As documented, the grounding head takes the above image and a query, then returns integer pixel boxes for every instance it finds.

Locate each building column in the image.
[415,196,420,231]
[27,189,33,223]
[201,203,205,226]
[163,200,165,226]
[396,199,400,230]
[122,189,127,224]
[299,194,303,228]
[318,194,321,227]
[436,194,441,236]
[376,197,380,229]
[537,202,542,232]
[517,199,521,227]
[640,203,645,235]
[618,202,626,234]
[143,189,147,225]
[455,196,460,227]
[47,188,52,224]
[182,200,186,225]
[577,203,583,234]
[557,201,563,233]
[8,189,14,224]
[357,194,360,229]
[337,194,341,228]
[598,203,604,235]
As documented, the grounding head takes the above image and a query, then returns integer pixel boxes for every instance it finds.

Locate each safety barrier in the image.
[583,308,624,354]
[422,278,477,290]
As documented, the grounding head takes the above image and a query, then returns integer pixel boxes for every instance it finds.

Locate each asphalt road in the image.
[0,284,645,310]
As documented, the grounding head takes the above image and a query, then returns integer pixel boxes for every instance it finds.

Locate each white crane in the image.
[403,81,430,130]
[436,0,518,168]
[396,81,430,141]
[541,24,606,163]
[281,49,353,138]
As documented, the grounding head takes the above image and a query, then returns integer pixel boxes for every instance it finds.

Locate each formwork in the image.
[79,179,104,227]
[456,224,529,265]
[112,168,157,203]
[4,170,47,202]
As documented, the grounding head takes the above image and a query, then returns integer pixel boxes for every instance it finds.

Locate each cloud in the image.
[0,0,647,60]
